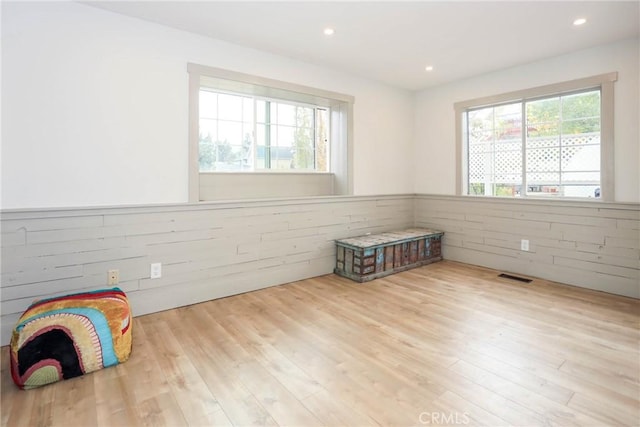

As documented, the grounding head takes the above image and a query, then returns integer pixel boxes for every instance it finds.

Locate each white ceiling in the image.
[85,1,639,91]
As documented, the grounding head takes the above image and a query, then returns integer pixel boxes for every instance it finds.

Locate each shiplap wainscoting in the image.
[2,194,638,346]
[415,195,640,299]
[0,195,415,345]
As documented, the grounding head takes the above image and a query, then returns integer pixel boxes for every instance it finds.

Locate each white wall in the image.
[1,2,414,209]
[414,38,640,203]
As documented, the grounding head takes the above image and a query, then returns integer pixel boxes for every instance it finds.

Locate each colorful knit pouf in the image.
[9,287,132,389]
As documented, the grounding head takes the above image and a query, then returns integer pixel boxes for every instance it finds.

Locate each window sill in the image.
[199,171,333,175]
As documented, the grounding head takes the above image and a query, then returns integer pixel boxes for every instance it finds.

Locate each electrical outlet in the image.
[521,239,530,251]
[150,262,162,279]
[108,269,119,285]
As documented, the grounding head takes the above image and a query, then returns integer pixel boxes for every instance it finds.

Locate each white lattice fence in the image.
[468,132,600,187]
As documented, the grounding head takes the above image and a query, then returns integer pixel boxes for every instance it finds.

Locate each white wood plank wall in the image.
[2,194,638,346]
[415,195,640,299]
[0,195,415,345]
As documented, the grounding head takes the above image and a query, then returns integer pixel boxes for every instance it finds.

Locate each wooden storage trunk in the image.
[334,228,444,282]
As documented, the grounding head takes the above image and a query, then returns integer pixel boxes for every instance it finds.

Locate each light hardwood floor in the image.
[2,261,639,426]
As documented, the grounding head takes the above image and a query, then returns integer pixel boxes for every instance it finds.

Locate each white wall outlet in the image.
[150,262,162,279]
[108,269,119,285]
[521,239,530,251]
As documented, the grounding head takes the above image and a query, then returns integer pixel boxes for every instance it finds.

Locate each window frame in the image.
[455,72,617,202]
[188,63,354,202]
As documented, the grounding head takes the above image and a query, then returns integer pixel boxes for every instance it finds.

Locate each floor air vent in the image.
[498,273,532,283]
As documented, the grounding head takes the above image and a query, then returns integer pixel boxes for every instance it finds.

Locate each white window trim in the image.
[188,63,354,202]
[454,72,618,202]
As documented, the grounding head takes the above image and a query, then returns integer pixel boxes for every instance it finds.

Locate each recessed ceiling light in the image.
[573,18,587,26]
[323,28,335,36]
[425,65,434,72]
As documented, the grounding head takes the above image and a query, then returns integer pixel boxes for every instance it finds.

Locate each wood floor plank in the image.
[134,391,187,427]
[1,260,638,426]
[559,359,640,399]
[0,351,13,427]
[3,379,37,427]
[432,390,508,426]
[299,389,381,426]
[567,390,640,426]
[370,341,547,426]
[164,307,280,427]
[49,374,97,427]
[449,359,603,426]
[464,335,640,407]
[203,294,324,391]
[243,292,425,425]
[141,318,225,425]
[458,348,575,404]
[117,320,172,405]
[195,308,324,427]
[233,297,388,425]
[94,373,142,427]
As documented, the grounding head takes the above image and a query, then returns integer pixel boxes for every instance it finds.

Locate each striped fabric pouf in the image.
[9,288,132,389]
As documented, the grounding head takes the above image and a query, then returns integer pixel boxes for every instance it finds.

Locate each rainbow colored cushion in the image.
[10,288,132,389]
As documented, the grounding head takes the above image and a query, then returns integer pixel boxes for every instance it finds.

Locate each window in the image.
[188,63,354,201]
[199,92,330,172]
[456,73,617,201]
